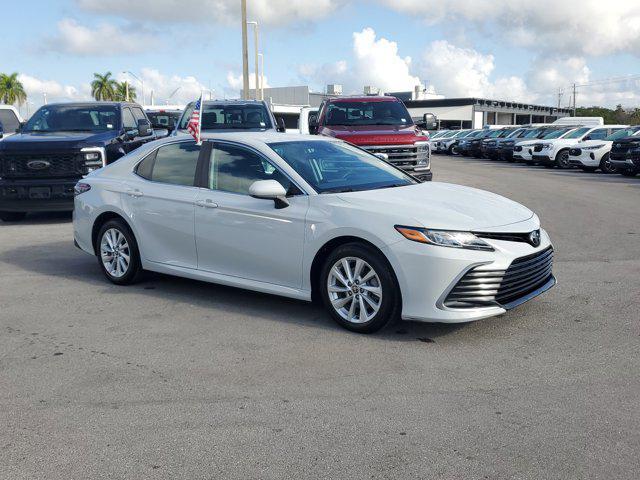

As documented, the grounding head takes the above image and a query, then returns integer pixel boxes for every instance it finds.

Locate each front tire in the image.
[96,219,142,285]
[555,150,571,169]
[320,243,399,333]
[0,211,27,222]
[599,154,617,174]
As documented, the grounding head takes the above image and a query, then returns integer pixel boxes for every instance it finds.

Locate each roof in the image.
[41,101,142,108]
[404,97,573,113]
[328,96,400,103]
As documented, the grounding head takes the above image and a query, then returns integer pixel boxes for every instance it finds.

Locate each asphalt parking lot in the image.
[1,155,639,480]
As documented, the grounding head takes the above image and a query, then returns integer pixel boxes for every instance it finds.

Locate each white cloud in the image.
[298,28,421,94]
[225,71,270,93]
[381,0,640,57]
[18,74,92,104]
[76,0,345,26]
[117,69,209,105]
[420,40,535,102]
[45,18,157,56]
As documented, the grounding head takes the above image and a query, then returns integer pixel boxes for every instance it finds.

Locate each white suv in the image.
[568,126,640,173]
[513,127,577,163]
[531,125,628,169]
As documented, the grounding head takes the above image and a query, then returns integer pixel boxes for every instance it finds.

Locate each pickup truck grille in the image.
[0,153,82,178]
[444,247,554,309]
[361,144,428,169]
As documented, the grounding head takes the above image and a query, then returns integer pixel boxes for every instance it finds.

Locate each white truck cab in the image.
[0,105,24,140]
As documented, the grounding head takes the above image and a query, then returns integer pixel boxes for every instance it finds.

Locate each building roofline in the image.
[403,97,573,113]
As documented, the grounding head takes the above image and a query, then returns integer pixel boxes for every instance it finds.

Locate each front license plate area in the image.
[29,187,51,199]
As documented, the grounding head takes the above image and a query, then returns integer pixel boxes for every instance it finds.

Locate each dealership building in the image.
[248,85,573,130]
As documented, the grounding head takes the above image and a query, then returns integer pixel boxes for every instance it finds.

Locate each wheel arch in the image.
[309,235,401,305]
[91,211,136,255]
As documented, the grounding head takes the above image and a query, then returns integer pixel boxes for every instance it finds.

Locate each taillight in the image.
[74,182,91,196]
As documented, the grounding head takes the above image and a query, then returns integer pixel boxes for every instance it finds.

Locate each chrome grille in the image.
[361,144,427,169]
[0,153,81,178]
[444,247,554,309]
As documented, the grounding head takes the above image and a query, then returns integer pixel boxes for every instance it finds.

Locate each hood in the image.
[321,124,423,146]
[337,182,534,231]
[0,130,116,152]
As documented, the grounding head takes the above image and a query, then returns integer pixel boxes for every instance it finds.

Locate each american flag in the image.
[187,94,204,144]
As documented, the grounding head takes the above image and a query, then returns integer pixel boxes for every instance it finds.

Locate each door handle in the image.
[194,199,218,209]
[126,189,144,198]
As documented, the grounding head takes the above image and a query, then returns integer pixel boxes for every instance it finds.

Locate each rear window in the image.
[178,102,273,130]
[0,109,20,133]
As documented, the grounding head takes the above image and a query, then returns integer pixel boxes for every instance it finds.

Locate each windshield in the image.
[452,130,470,137]
[324,100,412,127]
[146,111,182,129]
[178,102,273,130]
[269,140,416,193]
[605,127,640,140]
[24,105,119,133]
[506,129,524,138]
[431,131,447,138]
[521,128,542,138]
[543,128,573,139]
[563,127,590,139]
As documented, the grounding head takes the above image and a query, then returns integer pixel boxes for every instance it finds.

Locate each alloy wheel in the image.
[601,155,617,174]
[327,257,383,324]
[100,228,131,278]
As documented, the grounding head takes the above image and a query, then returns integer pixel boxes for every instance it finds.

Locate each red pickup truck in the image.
[309,96,432,181]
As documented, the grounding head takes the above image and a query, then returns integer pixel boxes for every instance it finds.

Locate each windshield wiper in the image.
[370,183,408,190]
[320,187,357,194]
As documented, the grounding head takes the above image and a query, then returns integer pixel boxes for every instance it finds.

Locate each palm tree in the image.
[91,72,117,101]
[0,73,27,106]
[114,81,136,102]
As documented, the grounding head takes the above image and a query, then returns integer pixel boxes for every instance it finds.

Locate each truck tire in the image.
[599,154,617,174]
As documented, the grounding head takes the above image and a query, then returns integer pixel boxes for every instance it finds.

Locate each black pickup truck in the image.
[0,102,159,221]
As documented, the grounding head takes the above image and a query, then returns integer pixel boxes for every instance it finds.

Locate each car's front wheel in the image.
[96,219,142,285]
[320,243,400,333]
[599,154,617,174]
[555,150,571,169]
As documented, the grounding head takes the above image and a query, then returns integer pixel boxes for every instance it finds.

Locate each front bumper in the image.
[568,150,603,168]
[383,226,555,323]
[609,153,640,171]
[531,153,553,165]
[0,177,77,212]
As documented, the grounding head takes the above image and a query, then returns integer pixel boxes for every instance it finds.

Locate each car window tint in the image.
[0,109,20,132]
[208,144,291,195]
[136,152,155,180]
[588,128,609,140]
[122,108,137,129]
[149,142,200,186]
[132,107,146,121]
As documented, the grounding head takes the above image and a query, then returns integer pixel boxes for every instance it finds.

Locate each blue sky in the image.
[3,0,640,112]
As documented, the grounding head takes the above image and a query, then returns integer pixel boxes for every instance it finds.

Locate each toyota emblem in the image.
[529,230,541,247]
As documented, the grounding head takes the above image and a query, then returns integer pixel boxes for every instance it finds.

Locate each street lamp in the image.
[258,53,264,100]
[247,21,259,100]
[123,71,145,105]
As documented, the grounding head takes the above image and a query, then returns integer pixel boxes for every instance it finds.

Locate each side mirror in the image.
[276,117,286,133]
[422,113,437,130]
[137,119,152,137]
[308,113,319,134]
[249,180,289,209]
[373,152,389,161]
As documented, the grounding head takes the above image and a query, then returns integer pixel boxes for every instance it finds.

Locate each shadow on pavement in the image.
[0,239,468,341]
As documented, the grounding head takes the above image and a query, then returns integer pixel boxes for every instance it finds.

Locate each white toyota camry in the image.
[73,133,555,333]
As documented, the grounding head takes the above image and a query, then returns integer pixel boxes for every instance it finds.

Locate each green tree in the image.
[0,72,27,106]
[114,81,137,101]
[91,72,117,101]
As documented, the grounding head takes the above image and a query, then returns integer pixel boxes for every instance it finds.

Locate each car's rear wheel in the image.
[96,219,142,285]
[0,212,27,222]
[320,243,399,333]
[599,154,617,174]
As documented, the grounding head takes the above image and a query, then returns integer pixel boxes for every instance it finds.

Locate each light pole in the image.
[124,71,145,105]
[258,53,264,100]
[241,0,249,99]
[247,21,259,100]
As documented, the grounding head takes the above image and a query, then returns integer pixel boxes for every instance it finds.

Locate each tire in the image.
[320,243,400,333]
[599,154,617,174]
[555,150,571,169]
[95,219,142,285]
[0,212,27,222]
[620,169,638,177]
[580,166,598,172]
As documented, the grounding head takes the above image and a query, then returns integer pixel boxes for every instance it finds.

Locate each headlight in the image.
[80,147,106,173]
[415,141,429,165]
[415,141,429,153]
[542,144,552,150]
[395,226,494,251]
[583,144,606,150]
